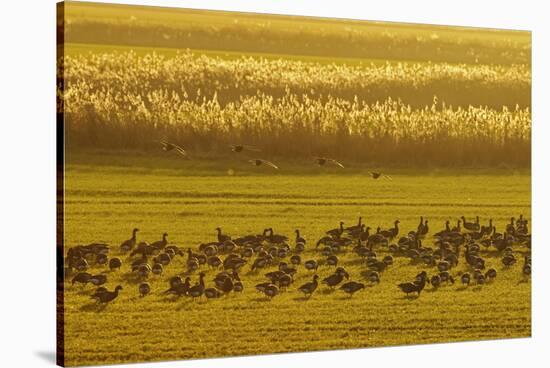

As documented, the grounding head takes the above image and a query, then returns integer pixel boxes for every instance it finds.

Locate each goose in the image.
[150,233,168,250]
[204,288,223,299]
[304,260,318,271]
[164,277,191,296]
[322,267,349,288]
[480,219,493,235]
[340,281,365,297]
[188,272,206,299]
[120,228,139,252]
[417,217,428,236]
[462,216,480,232]
[451,220,462,233]
[251,257,269,271]
[366,270,380,284]
[216,227,231,243]
[326,255,338,267]
[152,263,163,275]
[91,285,122,304]
[368,171,392,180]
[249,159,279,169]
[109,257,122,271]
[160,140,187,157]
[137,264,151,278]
[138,282,150,297]
[290,255,301,265]
[380,220,400,239]
[326,222,345,238]
[295,230,306,245]
[96,254,108,266]
[506,217,516,235]
[485,268,497,280]
[398,271,427,296]
[278,273,293,289]
[74,258,89,272]
[267,228,289,244]
[234,280,244,293]
[298,275,319,297]
[430,275,441,288]
[91,286,108,299]
[523,263,531,277]
[71,272,91,286]
[263,284,279,299]
[207,256,222,268]
[153,253,171,266]
[461,273,471,286]
[315,157,344,168]
[255,282,272,293]
[131,255,149,271]
[88,274,107,286]
[230,144,260,153]
[502,254,516,267]
[476,273,486,285]
[383,255,394,266]
[367,228,388,248]
[345,217,363,233]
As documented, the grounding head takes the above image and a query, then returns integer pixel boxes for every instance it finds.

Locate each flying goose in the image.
[230,144,260,153]
[315,157,344,168]
[160,140,187,158]
[248,159,279,169]
[368,171,392,180]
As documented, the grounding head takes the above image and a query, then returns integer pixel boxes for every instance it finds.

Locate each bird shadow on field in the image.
[319,288,336,295]
[79,302,108,312]
[455,286,469,292]
[251,297,271,302]
[120,272,145,285]
[402,295,420,300]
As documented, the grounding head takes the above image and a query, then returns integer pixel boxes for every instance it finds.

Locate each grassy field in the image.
[62,152,531,366]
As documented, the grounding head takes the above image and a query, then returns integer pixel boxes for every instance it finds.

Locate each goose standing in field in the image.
[230,144,260,153]
[322,267,349,288]
[339,281,365,297]
[150,233,168,250]
[88,274,107,286]
[326,221,345,238]
[248,159,279,170]
[120,228,139,252]
[188,272,206,299]
[216,227,231,243]
[398,271,427,296]
[160,140,188,158]
[380,220,400,240]
[91,285,122,304]
[109,257,122,271]
[304,259,319,271]
[71,272,91,286]
[298,275,319,298]
[295,230,306,246]
[345,217,363,233]
[461,216,480,232]
[315,157,345,168]
[138,282,151,297]
[368,171,392,180]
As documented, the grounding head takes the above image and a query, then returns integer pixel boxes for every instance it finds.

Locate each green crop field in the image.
[61,152,531,366]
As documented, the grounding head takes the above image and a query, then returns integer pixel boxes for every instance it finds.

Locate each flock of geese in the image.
[160,140,392,179]
[65,215,531,306]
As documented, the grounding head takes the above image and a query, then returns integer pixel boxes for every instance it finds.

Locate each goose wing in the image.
[261,159,279,169]
[328,158,345,168]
